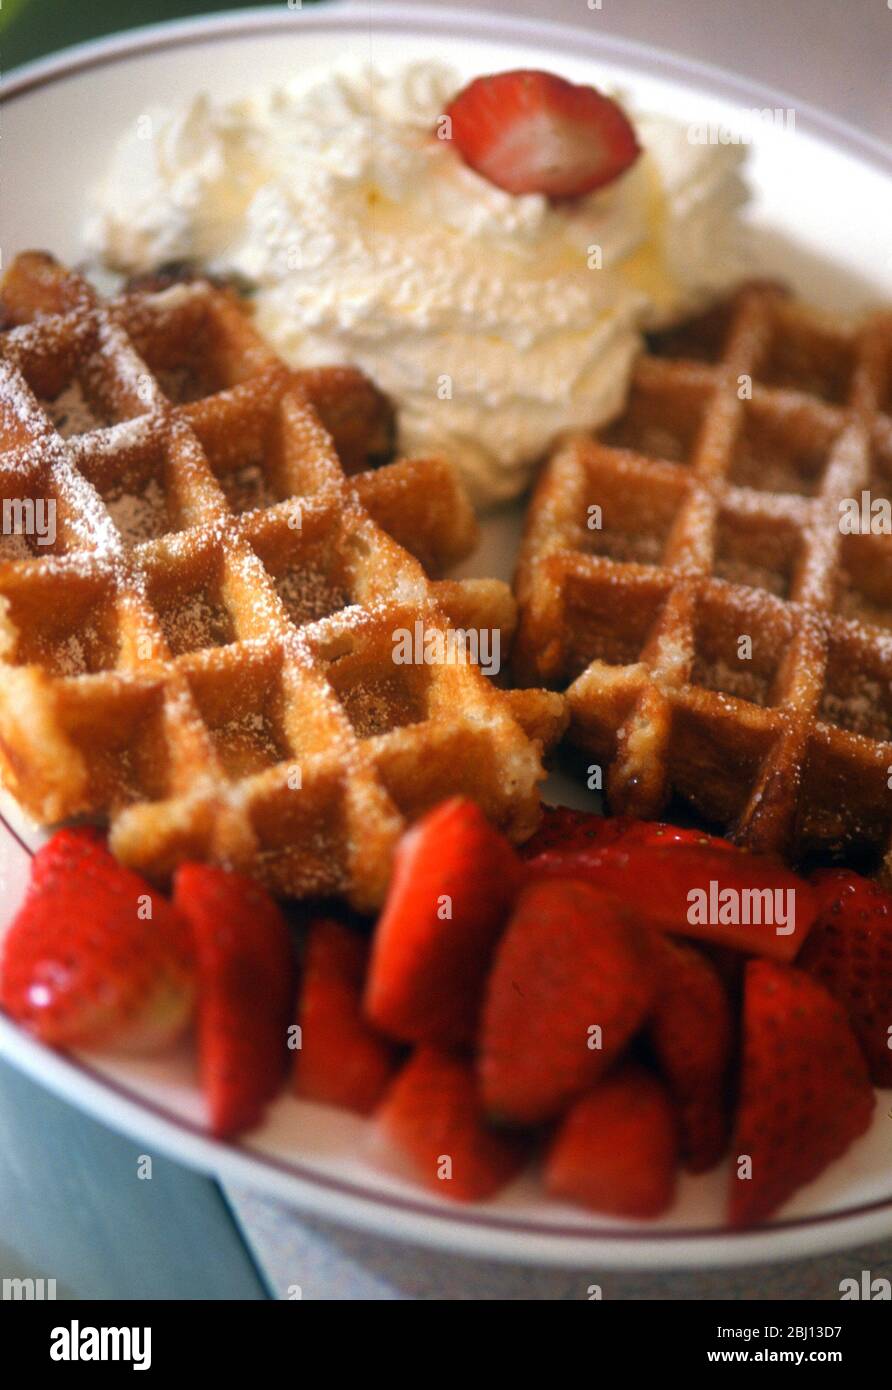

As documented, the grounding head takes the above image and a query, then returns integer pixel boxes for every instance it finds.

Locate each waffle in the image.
[0,252,565,909]
[515,282,892,867]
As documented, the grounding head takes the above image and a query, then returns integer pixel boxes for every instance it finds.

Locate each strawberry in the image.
[444,69,640,199]
[29,824,107,885]
[544,1064,678,1218]
[618,823,738,853]
[527,841,815,961]
[373,1046,528,1201]
[798,869,892,1086]
[729,960,874,1227]
[519,805,635,858]
[479,879,657,1124]
[649,937,732,1172]
[0,827,194,1050]
[365,798,524,1047]
[174,864,295,1139]
[520,808,738,859]
[293,918,399,1115]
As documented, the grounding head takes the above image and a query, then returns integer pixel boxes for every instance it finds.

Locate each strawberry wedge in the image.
[799,870,892,1086]
[545,1064,679,1219]
[365,798,524,1046]
[175,864,295,1139]
[293,918,399,1115]
[520,806,738,859]
[480,879,658,1124]
[527,841,816,960]
[0,827,194,1051]
[729,960,874,1227]
[374,1047,529,1201]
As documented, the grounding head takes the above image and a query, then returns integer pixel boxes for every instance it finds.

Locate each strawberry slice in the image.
[365,798,524,1047]
[293,918,399,1115]
[479,878,657,1124]
[798,869,892,1086]
[520,807,737,859]
[519,805,636,859]
[374,1046,528,1201]
[444,69,640,198]
[527,841,815,960]
[544,1064,679,1219]
[29,824,108,886]
[0,827,194,1050]
[174,864,295,1139]
[649,937,733,1173]
[729,960,874,1227]
[618,823,739,853]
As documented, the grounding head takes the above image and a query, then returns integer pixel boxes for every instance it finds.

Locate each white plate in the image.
[2,3,892,1270]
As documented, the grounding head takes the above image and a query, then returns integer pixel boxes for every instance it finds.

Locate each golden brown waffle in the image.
[515,282,892,866]
[0,252,565,908]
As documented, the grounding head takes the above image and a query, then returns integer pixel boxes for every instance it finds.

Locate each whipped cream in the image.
[87,62,749,505]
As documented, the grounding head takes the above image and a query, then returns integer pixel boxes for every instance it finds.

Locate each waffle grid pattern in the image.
[0,254,563,907]
[515,283,892,865]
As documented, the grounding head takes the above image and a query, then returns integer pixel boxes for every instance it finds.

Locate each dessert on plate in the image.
[0,61,889,1234]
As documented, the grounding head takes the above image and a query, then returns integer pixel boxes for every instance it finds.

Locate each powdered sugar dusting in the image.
[68,413,154,461]
[275,562,349,627]
[821,672,892,740]
[212,708,286,776]
[53,633,87,677]
[105,478,169,545]
[221,462,277,515]
[41,380,103,438]
[0,361,45,438]
[158,587,234,655]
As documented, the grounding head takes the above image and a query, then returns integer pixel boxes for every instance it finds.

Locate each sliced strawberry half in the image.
[798,869,892,1086]
[527,841,815,960]
[373,1046,529,1202]
[544,1064,679,1219]
[649,936,733,1173]
[729,960,874,1227]
[293,918,399,1115]
[444,69,641,198]
[365,797,524,1047]
[479,878,658,1124]
[0,827,194,1050]
[174,864,295,1139]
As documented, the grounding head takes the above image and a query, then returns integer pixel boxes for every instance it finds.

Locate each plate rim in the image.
[3,990,892,1271]
[3,1,892,176]
[2,1,892,1270]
